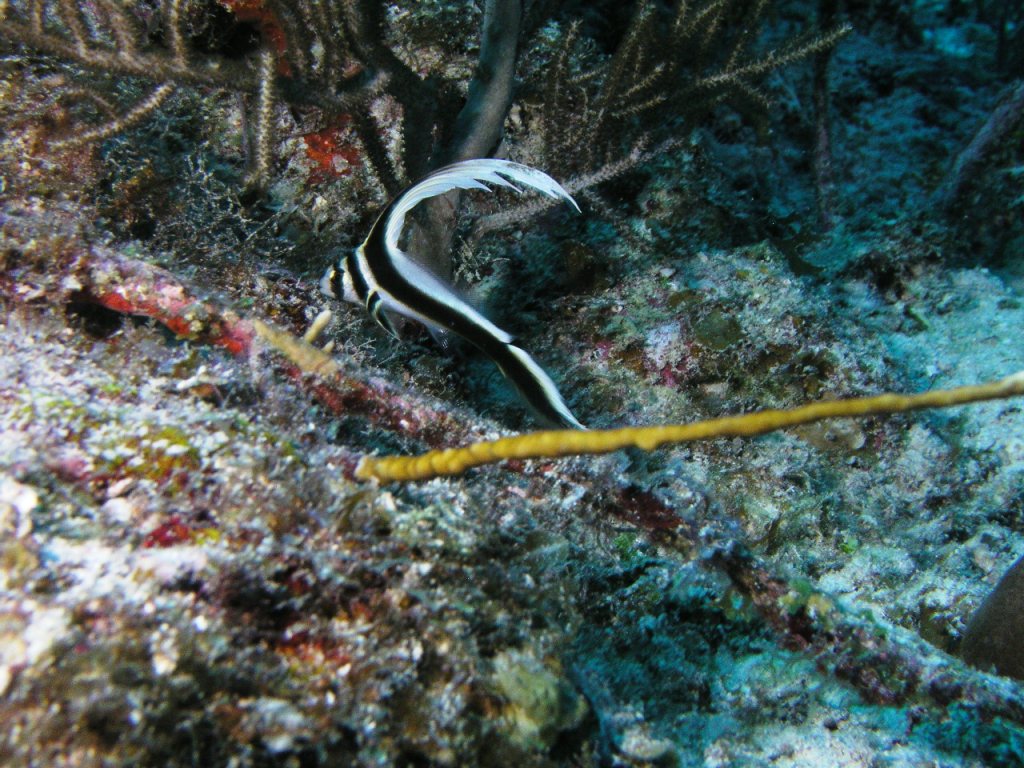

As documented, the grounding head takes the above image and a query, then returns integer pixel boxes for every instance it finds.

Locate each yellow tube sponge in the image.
[356,372,1024,482]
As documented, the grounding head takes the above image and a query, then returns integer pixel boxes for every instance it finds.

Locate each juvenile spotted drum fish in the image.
[320,159,584,429]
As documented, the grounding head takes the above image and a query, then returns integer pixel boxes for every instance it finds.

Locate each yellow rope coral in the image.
[254,319,340,377]
[356,372,1024,482]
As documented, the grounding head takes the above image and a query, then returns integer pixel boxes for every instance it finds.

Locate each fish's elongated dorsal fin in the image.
[382,159,580,256]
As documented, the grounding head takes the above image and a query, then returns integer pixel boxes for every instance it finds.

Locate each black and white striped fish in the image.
[320,158,585,429]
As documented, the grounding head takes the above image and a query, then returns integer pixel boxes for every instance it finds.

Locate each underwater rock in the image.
[960,554,1024,680]
[490,649,588,752]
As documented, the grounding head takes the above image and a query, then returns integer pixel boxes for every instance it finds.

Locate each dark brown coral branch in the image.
[402,0,527,276]
[811,0,841,230]
[444,0,523,164]
[933,79,1024,214]
[341,0,438,187]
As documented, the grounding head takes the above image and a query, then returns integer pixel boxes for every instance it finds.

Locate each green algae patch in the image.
[693,308,744,351]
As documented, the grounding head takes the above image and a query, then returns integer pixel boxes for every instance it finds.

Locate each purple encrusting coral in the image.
[2,0,1024,766]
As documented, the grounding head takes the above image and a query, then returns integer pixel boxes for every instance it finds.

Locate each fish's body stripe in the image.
[345,250,369,305]
[331,268,343,300]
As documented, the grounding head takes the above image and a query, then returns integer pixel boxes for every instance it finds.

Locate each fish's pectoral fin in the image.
[426,324,465,357]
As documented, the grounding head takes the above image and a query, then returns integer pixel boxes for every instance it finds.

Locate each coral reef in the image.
[2,0,1024,766]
